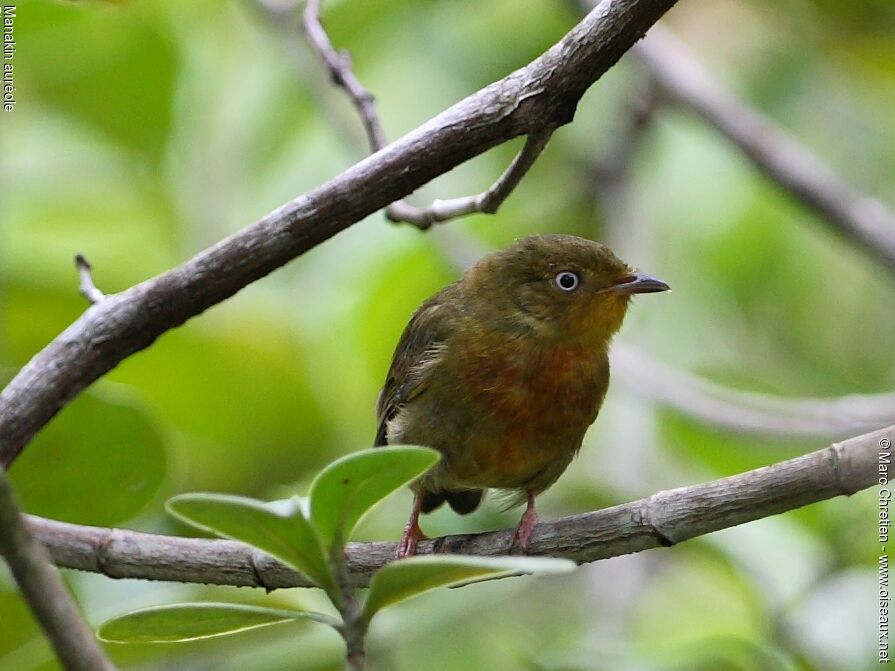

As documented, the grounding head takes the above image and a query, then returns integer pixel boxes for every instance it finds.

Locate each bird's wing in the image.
[374,289,457,447]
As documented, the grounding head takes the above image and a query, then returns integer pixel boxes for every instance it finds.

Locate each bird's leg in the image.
[509,490,538,554]
[396,492,428,559]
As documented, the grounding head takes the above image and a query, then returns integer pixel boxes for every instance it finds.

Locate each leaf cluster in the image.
[98,447,573,645]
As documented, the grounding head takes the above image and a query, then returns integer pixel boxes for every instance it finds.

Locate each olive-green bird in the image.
[375,234,669,557]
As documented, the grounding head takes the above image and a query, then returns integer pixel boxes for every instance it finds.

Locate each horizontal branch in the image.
[27,425,891,590]
[633,24,895,271]
[0,0,681,468]
[612,343,895,438]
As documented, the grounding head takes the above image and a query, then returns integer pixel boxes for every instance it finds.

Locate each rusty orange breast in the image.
[448,337,609,489]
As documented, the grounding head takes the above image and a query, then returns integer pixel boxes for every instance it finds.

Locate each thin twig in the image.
[633,24,895,272]
[253,1,365,152]
[301,0,388,152]
[74,254,105,305]
[384,129,555,228]
[0,470,115,671]
[300,0,554,229]
[612,342,895,438]
[27,424,892,590]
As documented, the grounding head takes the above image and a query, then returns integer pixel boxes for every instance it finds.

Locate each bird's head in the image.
[464,234,669,345]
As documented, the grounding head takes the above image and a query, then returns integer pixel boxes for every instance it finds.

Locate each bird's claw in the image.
[396,519,428,559]
[508,493,538,555]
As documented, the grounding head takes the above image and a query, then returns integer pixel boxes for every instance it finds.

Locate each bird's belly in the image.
[443,343,608,491]
[457,427,575,490]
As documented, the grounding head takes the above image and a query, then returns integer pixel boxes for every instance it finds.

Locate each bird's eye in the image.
[554,271,580,292]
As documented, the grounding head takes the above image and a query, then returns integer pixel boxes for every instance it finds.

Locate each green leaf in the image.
[167,494,332,590]
[107,320,332,492]
[308,446,439,552]
[9,387,166,527]
[361,555,576,622]
[98,602,335,643]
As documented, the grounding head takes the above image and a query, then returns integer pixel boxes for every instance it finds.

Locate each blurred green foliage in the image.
[1,0,893,669]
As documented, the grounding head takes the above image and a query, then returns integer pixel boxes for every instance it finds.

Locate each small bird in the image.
[375,234,669,557]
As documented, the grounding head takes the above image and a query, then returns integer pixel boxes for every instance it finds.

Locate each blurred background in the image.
[2,0,894,669]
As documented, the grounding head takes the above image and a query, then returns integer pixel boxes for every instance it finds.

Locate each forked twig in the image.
[300,0,553,229]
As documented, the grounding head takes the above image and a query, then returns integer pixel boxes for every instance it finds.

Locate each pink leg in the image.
[510,490,538,554]
[396,493,428,559]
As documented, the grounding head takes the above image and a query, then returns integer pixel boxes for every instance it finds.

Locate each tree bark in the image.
[25,425,891,590]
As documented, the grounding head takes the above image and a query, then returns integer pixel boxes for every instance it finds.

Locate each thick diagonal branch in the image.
[301,0,553,229]
[634,24,895,271]
[0,470,115,670]
[0,0,681,468]
[26,425,891,590]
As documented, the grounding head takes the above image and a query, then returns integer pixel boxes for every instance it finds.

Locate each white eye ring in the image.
[554,271,580,292]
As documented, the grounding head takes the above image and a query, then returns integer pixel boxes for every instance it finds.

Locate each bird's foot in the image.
[509,493,538,555]
[397,493,428,559]
[396,519,427,559]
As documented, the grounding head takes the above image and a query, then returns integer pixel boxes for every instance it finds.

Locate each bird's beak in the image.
[610,272,670,295]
